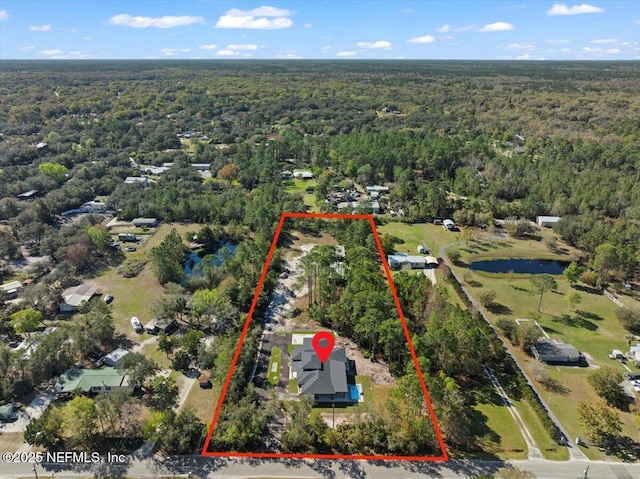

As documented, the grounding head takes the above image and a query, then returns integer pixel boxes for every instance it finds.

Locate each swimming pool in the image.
[349,384,360,401]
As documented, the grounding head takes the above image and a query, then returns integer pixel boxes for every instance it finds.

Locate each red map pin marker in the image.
[312,331,335,364]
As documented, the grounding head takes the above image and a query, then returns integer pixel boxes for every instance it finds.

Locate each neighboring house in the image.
[366,185,390,194]
[55,368,132,394]
[371,200,380,214]
[291,338,356,404]
[536,216,561,227]
[102,348,130,368]
[443,219,455,231]
[191,163,211,171]
[144,318,177,335]
[0,280,23,299]
[80,200,107,212]
[293,171,314,180]
[388,253,427,270]
[531,338,583,364]
[131,217,158,228]
[336,201,359,211]
[60,284,97,312]
[17,190,38,200]
[124,176,149,187]
[141,166,170,176]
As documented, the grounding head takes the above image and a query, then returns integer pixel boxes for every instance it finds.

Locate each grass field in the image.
[377,221,457,256]
[183,377,218,425]
[283,179,320,212]
[447,230,640,459]
[267,346,282,386]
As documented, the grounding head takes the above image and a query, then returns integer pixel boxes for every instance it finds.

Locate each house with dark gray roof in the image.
[532,338,584,364]
[291,337,356,404]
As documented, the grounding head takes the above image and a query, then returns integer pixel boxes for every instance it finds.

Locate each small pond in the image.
[184,242,237,276]
[468,258,570,275]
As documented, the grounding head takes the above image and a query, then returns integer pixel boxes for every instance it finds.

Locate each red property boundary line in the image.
[201,212,448,461]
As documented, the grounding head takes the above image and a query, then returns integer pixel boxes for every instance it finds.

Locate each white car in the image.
[131,316,143,333]
[103,293,114,304]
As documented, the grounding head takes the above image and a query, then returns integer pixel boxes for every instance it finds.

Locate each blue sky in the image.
[0,1,638,60]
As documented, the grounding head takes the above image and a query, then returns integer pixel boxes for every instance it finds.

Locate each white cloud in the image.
[357,40,391,50]
[216,50,235,56]
[506,42,536,50]
[605,48,620,54]
[322,45,332,51]
[0,10,8,21]
[108,14,205,28]
[39,49,63,56]
[199,44,218,50]
[19,45,35,51]
[591,38,617,44]
[275,53,303,59]
[336,51,357,57]
[160,48,177,56]
[407,35,435,44]
[547,4,604,16]
[479,22,515,32]
[215,6,293,29]
[29,25,52,31]
[226,44,261,51]
[515,53,545,60]
[59,27,79,33]
[304,23,312,28]
[547,38,572,44]
[436,24,450,33]
[181,48,192,52]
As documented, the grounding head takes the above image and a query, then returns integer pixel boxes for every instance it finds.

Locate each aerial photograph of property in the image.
[0,1,639,478]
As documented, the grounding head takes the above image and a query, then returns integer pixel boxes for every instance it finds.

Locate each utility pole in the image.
[583,465,589,479]
[32,464,39,479]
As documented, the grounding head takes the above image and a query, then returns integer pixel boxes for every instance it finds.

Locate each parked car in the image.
[103,293,114,304]
[124,246,137,252]
[131,316,143,333]
[626,373,640,381]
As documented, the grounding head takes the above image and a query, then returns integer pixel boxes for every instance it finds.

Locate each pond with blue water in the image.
[184,242,237,276]
[468,258,570,275]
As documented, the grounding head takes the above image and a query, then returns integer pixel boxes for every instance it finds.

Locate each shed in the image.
[198,374,212,389]
[102,348,130,367]
[17,190,38,200]
[144,318,177,335]
[191,163,211,171]
[536,216,561,227]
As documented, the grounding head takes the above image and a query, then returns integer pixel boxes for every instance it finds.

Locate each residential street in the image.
[2,457,639,479]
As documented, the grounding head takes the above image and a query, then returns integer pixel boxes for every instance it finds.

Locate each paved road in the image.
[3,456,640,479]
[483,365,542,460]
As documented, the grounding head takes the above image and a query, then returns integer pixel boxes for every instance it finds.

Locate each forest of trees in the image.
[0,60,638,456]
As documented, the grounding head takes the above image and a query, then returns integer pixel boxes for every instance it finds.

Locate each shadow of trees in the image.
[487,303,512,315]
[552,314,598,331]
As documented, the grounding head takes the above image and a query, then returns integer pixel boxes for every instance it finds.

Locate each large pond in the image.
[184,242,237,276]
[468,258,570,275]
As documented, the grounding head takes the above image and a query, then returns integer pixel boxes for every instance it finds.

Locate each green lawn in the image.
[377,221,456,256]
[267,346,282,386]
[447,232,640,459]
[283,179,320,212]
[183,374,218,425]
[288,379,298,394]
